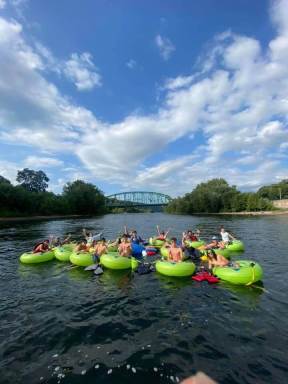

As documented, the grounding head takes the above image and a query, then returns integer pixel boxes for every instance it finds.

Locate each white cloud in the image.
[164,75,195,90]
[24,156,63,168]
[0,17,101,151]
[126,59,137,69]
[1,0,288,195]
[0,160,19,182]
[155,34,175,60]
[63,52,101,91]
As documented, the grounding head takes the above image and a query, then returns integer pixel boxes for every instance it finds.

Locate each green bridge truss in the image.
[106,191,172,207]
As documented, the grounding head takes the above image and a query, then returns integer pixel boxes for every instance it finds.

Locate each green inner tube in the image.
[185,240,205,248]
[213,260,263,285]
[100,253,138,270]
[20,250,55,264]
[70,251,94,267]
[160,246,169,258]
[214,248,231,259]
[149,237,165,248]
[226,240,245,252]
[200,248,231,259]
[156,260,196,277]
[54,244,74,262]
[107,244,118,252]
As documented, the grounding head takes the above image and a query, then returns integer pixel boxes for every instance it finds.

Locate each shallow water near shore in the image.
[0,213,287,384]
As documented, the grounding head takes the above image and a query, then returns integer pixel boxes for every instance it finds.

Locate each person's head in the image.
[131,230,137,236]
[212,236,218,243]
[122,234,129,242]
[44,239,49,245]
[89,232,93,237]
[187,230,193,235]
[207,249,217,260]
[81,239,87,245]
[171,237,177,245]
[220,226,225,233]
[160,231,165,236]
[100,237,106,244]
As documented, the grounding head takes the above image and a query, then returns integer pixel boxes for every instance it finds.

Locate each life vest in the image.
[192,272,219,284]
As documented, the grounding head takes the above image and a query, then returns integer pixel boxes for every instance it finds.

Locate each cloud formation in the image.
[24,156,63,168]
[126,59,137,69]
[0,0,288,196]
[155,34,175,60]
[63,52,101,91]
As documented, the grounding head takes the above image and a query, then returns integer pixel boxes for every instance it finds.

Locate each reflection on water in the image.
[1,213,288,384]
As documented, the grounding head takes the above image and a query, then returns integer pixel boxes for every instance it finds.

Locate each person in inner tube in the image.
[92,237,108,263]
[118,234,132,257]
[168,237,183,262]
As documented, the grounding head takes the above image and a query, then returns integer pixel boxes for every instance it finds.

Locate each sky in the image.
[0,0,288,197]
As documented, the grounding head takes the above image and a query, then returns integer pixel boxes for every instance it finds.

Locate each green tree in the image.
[165,178,274,214]
[63,180,105,215]
[0,175,11,185]
[16,168,49,192]
[258,179,288,200]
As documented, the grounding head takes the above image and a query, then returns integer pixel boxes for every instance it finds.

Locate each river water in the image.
[0,213,287,384]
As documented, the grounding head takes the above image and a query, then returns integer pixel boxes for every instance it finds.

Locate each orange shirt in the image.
[169,246,182,262]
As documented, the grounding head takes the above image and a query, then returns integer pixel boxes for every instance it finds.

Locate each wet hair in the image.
[171,237,177,242]
[44,239,49,243]
[101,237,106,242]
[187,230,193,234]
[207,249,217,260]
[122,234,128,239]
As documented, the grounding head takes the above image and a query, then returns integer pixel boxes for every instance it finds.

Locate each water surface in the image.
[0,213,287,384]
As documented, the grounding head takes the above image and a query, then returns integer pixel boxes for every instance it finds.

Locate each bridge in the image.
[106,191,172,208]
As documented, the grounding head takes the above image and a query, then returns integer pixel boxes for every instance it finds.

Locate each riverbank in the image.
[0,214,92,222]
[194,210,288,216]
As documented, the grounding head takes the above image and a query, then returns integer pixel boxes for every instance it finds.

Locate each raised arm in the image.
[63,234,71,243]
[49,235,54,246]
[164,228,170,237]
[82,228,88,240]
[156,225,160,236]
[228,231,236,240]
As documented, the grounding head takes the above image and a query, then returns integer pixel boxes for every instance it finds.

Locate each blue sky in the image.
[0,0,287,196]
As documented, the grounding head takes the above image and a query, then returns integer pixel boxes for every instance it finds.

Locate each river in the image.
[0,213,287,384]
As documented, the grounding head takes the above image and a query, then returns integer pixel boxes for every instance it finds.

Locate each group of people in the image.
[31,225,237,269]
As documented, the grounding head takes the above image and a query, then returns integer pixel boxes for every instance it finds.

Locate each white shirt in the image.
[221,231,230,242]
[87,232,103,244]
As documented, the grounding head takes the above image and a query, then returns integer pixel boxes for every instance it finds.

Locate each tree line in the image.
[165,178,276,214]
[0,168,106,217]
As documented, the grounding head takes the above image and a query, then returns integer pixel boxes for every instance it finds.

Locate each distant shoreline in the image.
[190,210,288,216]
[0,214,91,222]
